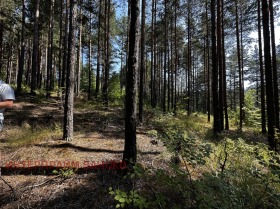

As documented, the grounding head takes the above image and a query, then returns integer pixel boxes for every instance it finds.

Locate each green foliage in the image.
[228,89,261,129]
[109,187,150,209]
[136,112,280,208]
[52,168,76,178]
[109,164,151,209]
[243,89,261,127]
[108,72,124,104]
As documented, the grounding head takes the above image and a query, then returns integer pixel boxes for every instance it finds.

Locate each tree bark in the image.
[262,0,276,150]
[31,0,40,95]
[269,0,279,129]
[211,0,221,134]
[17,0,26,95]
[258,0,266,134]
[123,0,140,166]
[95,0,102,97]
[139,0,145,123]
[61,0,69,88]
[63,0,77,141]
[46,0,54,98]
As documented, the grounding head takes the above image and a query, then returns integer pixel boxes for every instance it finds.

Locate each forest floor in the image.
[0,95,275,209]
[0,95,171,209]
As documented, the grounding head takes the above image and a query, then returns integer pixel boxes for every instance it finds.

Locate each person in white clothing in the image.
[0,80,15,131]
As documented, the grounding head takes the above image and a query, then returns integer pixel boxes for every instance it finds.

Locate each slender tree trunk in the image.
[211,0,221,134]
[17,0,26,94]
[123,0,140,167]
[95,0,102,97]
[187,0,192,114]
[222,0,229,130]
[152,0,157,108]
[235,0,243,130]
[88,12,92,100]
[58,0,63,88]
[150,0,155,107]
[139,0,145,123]
[31,0,40,95]
[103,0,110,108]
[46,0,54,98]
[162,0,167,112]
[206,0,211,122]
[63,0,77,141]
[262,0,276,150]
[258,0,266,134]
[269,0,279,129]
[76,0,83,96]
[217,0,224,130]
[61,0,69,88]
[174,0,178,114]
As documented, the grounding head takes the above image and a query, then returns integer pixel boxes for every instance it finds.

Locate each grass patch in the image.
[5,124,62,148]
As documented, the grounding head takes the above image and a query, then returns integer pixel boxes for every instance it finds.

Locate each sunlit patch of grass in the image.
[5,124,62,148]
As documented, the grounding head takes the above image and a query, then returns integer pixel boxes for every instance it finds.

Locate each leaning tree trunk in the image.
[63,0,77,141]
[123,0,140,167]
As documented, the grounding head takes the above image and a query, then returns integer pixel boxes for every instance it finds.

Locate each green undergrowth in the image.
[109,110,280,209]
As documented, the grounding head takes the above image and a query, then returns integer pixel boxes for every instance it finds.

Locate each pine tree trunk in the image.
[63,0,77,141]
[262,0,276,150]
[139,0,145,123]
[58,0,63,88]
[17,0,26,94]
[235,0,243,130]
[222,0,229,130]
[211,0,221,134]
[46,0,54,98]
[31,0,40,95]
[103,0,110,108]
[76,0,83,96]
[123,0,140,166]
[217,0,224,130]
[269,0,279,129]
[174,0,178,114]
[95,0,102,97]
[61,0,69,88]
[150,0,155,107]
[258,0,266,134]
[187,0,191,114]
[88,12,92,100]
[162,0,167,112]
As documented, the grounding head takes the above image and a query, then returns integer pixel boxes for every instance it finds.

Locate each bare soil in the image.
[0,96,169,209]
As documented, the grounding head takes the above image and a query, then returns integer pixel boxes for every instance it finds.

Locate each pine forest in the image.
[0,0,280,208]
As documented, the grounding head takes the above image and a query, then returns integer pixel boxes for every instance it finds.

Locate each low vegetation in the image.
[109,110,280,209]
